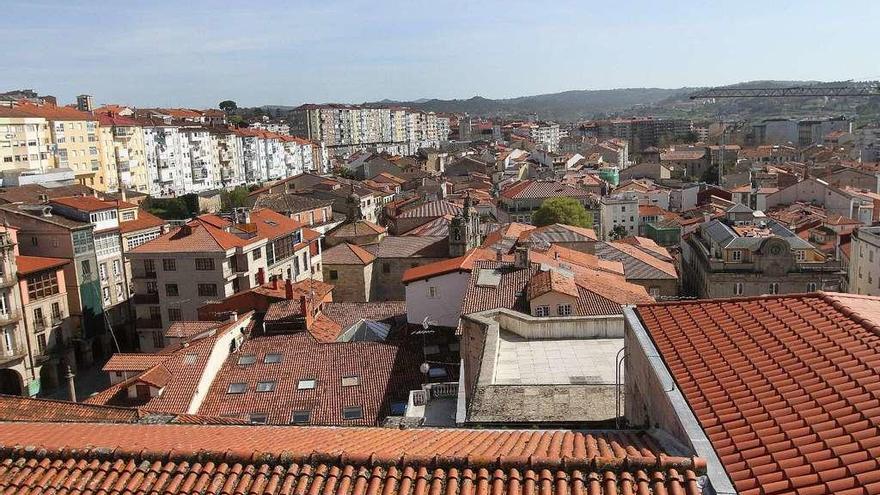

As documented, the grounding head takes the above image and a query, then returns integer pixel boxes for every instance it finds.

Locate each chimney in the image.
[496,250,503,262]
[514,246,529,269]
[65,365,76,402]
[285,278,294,300]
[256,268,265,286]
[301,295,314,329]
[227,311,238,322]
[272,278,280,290]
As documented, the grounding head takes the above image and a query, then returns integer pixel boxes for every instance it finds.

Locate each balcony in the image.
[0,341,26,365]
[133,271,157,280]
[0,274,16,288]
[0,310,21,325]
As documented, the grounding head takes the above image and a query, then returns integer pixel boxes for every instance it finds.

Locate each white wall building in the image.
[599,194,640,240]
[849,226,880,296]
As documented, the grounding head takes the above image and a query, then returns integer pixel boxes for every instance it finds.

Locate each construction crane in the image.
[690,83,880,99]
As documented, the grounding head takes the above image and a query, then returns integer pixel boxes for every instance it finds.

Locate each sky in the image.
[5,0,879,108]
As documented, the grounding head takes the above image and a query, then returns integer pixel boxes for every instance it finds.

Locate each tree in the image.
[701,164,720,185]
[221,186,250,210]
[609,225,629,240]
[532,197,593,228]
[219,100,237,113]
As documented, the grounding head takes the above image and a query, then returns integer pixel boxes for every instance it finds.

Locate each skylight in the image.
[342,406,363,420]
[256,380,276,392]
[290,410,310,424]
[227,382,246,394]
[264,353,282,364]
[297,378,316,390]
[341,376,359,387]
[249,413,268,424]
[237,354,256,365]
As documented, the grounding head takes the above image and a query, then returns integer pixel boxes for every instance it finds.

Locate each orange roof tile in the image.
[14,102,95,121]
[528,269,579,299]
[49,196,115,212]
[636,292,880,495]
[322,242,376,265]
[15,255,68,276]
[401,248,496,283]
[118,209,166,234]
[0,422,704,495]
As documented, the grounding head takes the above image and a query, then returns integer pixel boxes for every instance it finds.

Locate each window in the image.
[535,305,550,317]
[249,414,268,424]
[807,282,817,292]
[146,281,158,294]
[152,331,163,349]
[227,382,246,394]
[769,283,779,295]
[557,304,572,316]
[342,406,363,420]
[116,283,124,299]
[297,378,316,390]
[162,259,176,271]
[51,302,61,320]
[290,411,310,424]
[102,287,110,303]
[264,353,282,363]
[252,249,262,260]
[149,306,161,320]
[195,258,215,271]
[734,282,743,296]
[382,263,390,274]
[649,287,661,298]
[99,263,108,281]
[165,284,179,296]
[427,286,439,298]
[81,260,91,275]
[731,250,742,262]
[113,260,121,276]
[256,381,276,392]
[144,259,156,275]
[33,307,45,329]
[36,333,47,354]
[341,376,359,387]
[329,270,338,280]
[26,271,59,300]
[237,354,256,365]
[795,250,806,262]
[168,307,182,322]
[198,284,217,297]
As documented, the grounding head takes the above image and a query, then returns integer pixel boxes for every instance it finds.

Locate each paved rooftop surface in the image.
[493,331,622,385]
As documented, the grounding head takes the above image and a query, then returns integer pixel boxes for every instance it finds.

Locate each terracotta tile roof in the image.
[528,269,579,299]
[397,199,462,218]
[49,196,115,212]
[94,112,141,127]
[500,180,595,200]
[196,331,420,425]
[366,236,449,259]
[400,214,452,236]
[402,248,497,283]
[0,422,704,495]
[328,219,387,237]
[245,208,307,240]
[481,222,535,252]
[307,313,345,342]
[616,236,673,261]
[636,293,880,495]
[129,220,259,254]
[118,209,166,234]
[249,192,333,214]
[322,301,407,331]
[322,242,376,265]
[102,354,168,373]
[15,255,68,276]
[528,245,624,276]
[14,102,95,121]
[0,184,95,205]
[660,149,706,161]
[0,395,139,423]
[594,242,678,280]
[164,320,224,340]
[518,223,598,244]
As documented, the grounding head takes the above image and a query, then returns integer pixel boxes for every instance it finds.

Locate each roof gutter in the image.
[623,306,737,495]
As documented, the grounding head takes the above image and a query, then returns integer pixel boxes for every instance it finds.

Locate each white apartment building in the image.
[529,122,561,153]
[143,123,192,197]
[599,194,640,240]
[849,226,880,296]
[0,108,52,172]
[210,128,245,188]
[182,127,221,192]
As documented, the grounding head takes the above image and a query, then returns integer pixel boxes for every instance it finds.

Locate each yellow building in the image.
[0,107,53,172]
[95,113,149,193]
[15,103,100,187]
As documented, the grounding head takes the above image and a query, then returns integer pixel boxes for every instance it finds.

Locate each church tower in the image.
[449,193,481,257]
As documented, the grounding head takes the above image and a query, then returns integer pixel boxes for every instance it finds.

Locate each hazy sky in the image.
[5,0,878,108]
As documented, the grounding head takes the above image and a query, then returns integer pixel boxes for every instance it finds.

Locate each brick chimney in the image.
[256,268,265,286]
[300,295,314,329]
[272,278,280,290]
[285,279,294,300]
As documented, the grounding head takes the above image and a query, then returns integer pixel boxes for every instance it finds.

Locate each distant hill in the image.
[254,81,880,124]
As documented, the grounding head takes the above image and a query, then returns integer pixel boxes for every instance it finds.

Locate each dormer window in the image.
[731,250,742,262]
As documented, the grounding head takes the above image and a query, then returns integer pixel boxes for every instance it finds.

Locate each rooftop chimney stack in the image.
[285,279,294,300]
[514,246,529,269]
